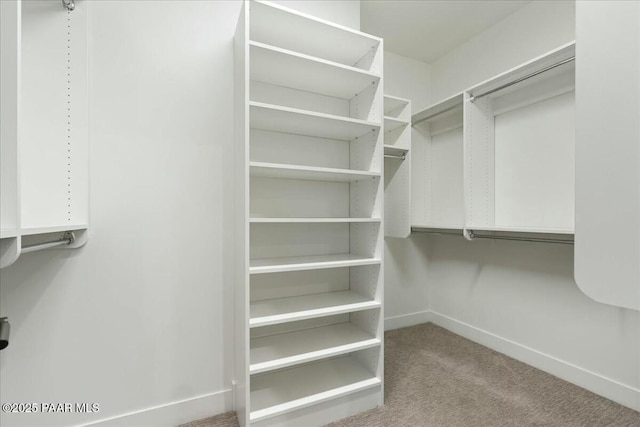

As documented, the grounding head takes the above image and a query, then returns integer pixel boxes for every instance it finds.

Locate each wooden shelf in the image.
[250,254,381,275]
[250,161,380,183]
[250,101,379,141]
[250,218,381,223]
[250,290,380,327]
[250,1,381,70]
[250,356,381,423]
[250,41,380,99]
[384,116,409,132]
[250,323,380,374]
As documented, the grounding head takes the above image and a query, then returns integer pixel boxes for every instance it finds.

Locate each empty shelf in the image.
[250,218,381,223]
[250,323,380,374]
[384,145,409,155]
[249,253,381,274]
[384,116,409,132]
[20,224,88,236]
[250,1,381,70]
[250,162,380,183]
[412,93,464,124]
[250,356,381,423]
[384,95,410,117]
[250,102,380,141]
[250,42,380,99]
[250,290,381,327]
[0,229,19,239]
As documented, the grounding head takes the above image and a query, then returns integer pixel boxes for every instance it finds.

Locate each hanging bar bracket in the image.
[62,0,75,12]
[21,232,76,255]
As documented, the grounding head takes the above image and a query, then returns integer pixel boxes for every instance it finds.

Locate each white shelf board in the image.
[250,101,379,141]
[383,95,410,116]
[20,224,88,236]
[384,116,409,132]
[412,92,464,124]
[250,41,380,100]
[250,290,380,327]
[250,356,381,423]
[250,217,381,223]
[467,41,576,99]
[0,229,19,239]
[384,144,409,155]
[250,162,380,183]
[249,253,381,275]
[250,1,381,69]
[250,323,380,374]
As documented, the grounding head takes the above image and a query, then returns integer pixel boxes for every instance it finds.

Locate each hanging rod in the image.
[62,0,75,12]
[467,230,574,245]
[21,232,75,255]
[412,103,463,126]
[469,56,575,101]
[384,153,406,160]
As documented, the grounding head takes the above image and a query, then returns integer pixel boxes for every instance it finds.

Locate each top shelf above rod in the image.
[412,93,463,126]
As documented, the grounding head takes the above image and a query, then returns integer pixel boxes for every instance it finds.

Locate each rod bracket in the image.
[62,0,75,12]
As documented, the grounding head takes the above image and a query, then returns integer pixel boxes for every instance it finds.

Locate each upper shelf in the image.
[250,102,380,141]
[250,1,381,70]
[384,95,410,116]
[467,41,576,100]
[250,41,380,100]
[412,93,464,125]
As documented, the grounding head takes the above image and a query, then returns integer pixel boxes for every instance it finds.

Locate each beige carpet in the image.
[181,323,640,427]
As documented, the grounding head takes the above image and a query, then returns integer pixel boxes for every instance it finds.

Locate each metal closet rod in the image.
[21,232,75,255]
[467,231,574,245]
[384,153,406,160]
[413,55,575,127]
[470,56,575,101]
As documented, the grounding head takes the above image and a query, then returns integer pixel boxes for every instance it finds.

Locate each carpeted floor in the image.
[180,323,640,427]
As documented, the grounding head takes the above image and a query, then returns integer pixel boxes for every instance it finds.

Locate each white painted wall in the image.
[271,1,360,29]
[383,52,432,329]
[430,0,576,102]
[0,1,360,427]
[426,0,640,410]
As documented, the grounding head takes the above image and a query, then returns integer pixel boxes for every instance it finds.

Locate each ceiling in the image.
[361,1,530,63]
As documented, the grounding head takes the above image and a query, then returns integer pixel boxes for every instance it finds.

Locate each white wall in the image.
[271,1,360,29]
[383,52,433,329]
[430,0,576,102]
[0,2,362,427]
[426,0,640,410]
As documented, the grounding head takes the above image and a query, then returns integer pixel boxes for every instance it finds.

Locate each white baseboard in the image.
[429,311,640,412]
[80,389,233,427]
[384,310,432,331]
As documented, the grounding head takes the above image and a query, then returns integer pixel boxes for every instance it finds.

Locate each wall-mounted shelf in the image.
[410,43,575,242]
[250,102,379,141]
[250,162,380,183]
[250,42,380,99]
[249,356,381,424]
[383,95,411,238]
[250,290,380,327]
[250,323,380,374]
[0,0,89,269]
[250,218,381,223]
[236,2,384,424]
[249,254,381,275]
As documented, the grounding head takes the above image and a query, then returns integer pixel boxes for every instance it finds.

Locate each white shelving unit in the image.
[411,42,576,242]
[0,0,89,269]
[383,95,411,238]
[235,2,384,425]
